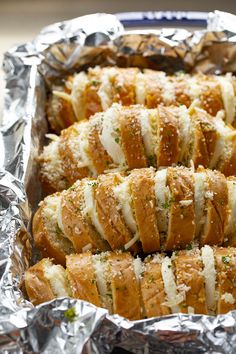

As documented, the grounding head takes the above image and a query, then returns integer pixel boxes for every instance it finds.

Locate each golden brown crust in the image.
[33,197,74,266]
[199,80,224,117]
[47,91,76,133]
[40,177,60,196]
[24,259,55,305]
[87,115,113,174]
[109,252,141,320]
[39,141,70,194]
[201,170,228,246]
[173,250,207,314]
[66,253,101,307]
[129,168,160,253]
[141,258,170,317]
[173,78,192,107]
[47,69,236,133]
[220,135,236,177]
[144,71,164,108]
[112,68,138,106]
[119,107,147,170]
[59,124,90,185]
[157,106,180,167]
[41,101,236,193]
[215,248,236,314]
[94,174,138,253]
[84,72,103,118]
[25,247,236,317]
[60,182,110,253]
[165,167,195,250]
[191,109,219,168]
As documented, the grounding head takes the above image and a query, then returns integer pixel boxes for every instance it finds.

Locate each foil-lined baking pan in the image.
[1,10,236,353]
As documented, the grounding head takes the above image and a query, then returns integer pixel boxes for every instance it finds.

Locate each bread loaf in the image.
[33,166,236,264]
[47,67,236,132]
[40,104,236,192]
[25,246,236,319]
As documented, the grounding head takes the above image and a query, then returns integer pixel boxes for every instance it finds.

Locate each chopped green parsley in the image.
[222,255,231,264]
[64,307,77,322]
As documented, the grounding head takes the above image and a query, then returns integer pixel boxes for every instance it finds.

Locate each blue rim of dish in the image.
[115,11,208,27]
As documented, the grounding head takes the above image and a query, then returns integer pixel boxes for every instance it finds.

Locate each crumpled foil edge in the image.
[1,11,236,353]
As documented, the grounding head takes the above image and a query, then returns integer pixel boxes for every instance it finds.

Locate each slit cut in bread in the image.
[25,246,236,319]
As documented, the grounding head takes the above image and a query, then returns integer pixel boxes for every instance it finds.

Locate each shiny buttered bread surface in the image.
[47,66,236,132]
[25,247,236,319]
[40,104,236,192]
[33,166,236,264]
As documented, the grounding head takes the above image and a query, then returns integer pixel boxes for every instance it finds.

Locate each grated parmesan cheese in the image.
[187,306,195,314]
[205,191,214,200]
[221,292,235,304]
[40,140,67,191]
[179,199,193,207]
[133,257,143,280]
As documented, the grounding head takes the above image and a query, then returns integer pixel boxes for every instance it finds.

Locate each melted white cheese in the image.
[178,106,191,161]
[154,169,170,233]
[217,75,235,125]
[82,182,106,240]
[113,177,137,233]
[201,245,216,314]
[77,121,97,175]
[209,113,231,168]
[188,77,202,99]
[56,195,67,237]
[194,172,207,237]
[135,72,147,104]
[225,180,236,236]
[71,72,89,120]
[93,254,113,313]
[97,68,116,110]
[99,104,126,166]
[44,262,70,297]
[161,257,182,313]
[138,109,155,157]
[133,257,143,281]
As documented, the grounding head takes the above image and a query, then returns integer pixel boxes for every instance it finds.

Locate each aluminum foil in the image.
[1,10,236,353]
